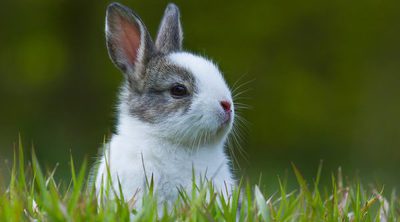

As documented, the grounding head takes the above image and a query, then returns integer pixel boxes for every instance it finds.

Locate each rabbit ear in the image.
[106,3,155,78]
[155,3,183,54]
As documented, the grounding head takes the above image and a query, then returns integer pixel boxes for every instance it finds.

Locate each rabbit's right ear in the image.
[106,3,155,80]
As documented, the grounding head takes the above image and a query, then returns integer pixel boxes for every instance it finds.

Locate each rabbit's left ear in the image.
[155,3,183,53]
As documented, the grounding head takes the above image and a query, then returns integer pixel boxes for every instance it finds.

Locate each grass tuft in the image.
[0,144,399,221]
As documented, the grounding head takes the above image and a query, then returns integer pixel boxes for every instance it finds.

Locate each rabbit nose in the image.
[220,101,231,113]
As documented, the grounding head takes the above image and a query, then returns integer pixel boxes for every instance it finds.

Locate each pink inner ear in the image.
[117,15,141,64]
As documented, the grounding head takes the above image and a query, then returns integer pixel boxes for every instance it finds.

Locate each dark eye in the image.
[170,84,188,98]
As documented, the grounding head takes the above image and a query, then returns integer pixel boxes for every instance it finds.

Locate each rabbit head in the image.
[106,3,234,147]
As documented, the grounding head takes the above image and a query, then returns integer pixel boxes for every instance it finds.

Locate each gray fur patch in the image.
[122,55,197,123]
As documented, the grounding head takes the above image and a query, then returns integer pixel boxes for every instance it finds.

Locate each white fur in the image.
[95,52,234,208]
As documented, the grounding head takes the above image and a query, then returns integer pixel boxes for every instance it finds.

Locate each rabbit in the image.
[94,2,236,209]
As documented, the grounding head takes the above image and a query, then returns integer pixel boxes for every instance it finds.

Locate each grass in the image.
[0,143,399,221]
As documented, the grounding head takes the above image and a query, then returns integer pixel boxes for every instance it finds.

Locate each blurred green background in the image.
[1,0,399,189]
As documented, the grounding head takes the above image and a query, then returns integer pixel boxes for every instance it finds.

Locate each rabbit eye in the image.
[170,84,188,98]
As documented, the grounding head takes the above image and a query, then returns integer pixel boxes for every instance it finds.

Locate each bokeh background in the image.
[1,0,399,190]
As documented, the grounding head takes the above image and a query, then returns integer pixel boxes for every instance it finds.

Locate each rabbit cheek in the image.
[127,92,193,124]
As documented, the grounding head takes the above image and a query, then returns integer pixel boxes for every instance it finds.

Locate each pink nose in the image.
[220,100,231,112]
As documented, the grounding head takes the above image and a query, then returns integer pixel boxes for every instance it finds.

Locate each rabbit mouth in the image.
[216,117,233,136]
[222,112,232,125]
[219,109,233,128]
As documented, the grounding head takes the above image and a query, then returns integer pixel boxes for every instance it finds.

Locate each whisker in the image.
[233,88,253,100]
[231,126,248,160]
[231,73,251,91]
[231,78,255,95]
